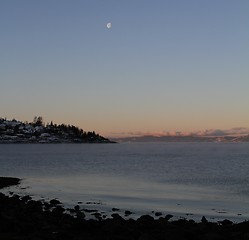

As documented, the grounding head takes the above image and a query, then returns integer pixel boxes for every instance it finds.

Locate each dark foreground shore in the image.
[1,177,249,240]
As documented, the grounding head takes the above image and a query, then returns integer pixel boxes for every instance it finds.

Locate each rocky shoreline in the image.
[1,177,249,240]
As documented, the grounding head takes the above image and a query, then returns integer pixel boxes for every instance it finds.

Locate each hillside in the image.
[0,117,114,144]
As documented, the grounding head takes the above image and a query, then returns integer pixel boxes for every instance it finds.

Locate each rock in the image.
[83,208,98,213]
[137,215,154,223]
[26,199,43,212]
[50,199,61,205]
[219,219,233,226]
[189,219,195,224]
[74,205,80,212]
[201,216,208,223]
[111,213,124,221]
[155,212,162,217]
[52,206,65,215]
[44,202,51,210]
[112,207,120,211]
[68,208,75,214]
[124,210,133,216]
[92,212,102,220]
[21,195,32,202]
[0,177,21,189]
[165,214,173,221]
[76,211,86,219]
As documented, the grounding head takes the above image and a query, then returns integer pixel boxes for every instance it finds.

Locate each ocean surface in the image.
[0,142,249,222]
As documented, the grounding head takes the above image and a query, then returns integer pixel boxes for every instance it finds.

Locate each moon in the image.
[106,22,112,29]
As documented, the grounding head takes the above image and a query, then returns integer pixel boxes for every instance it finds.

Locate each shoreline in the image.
[0,176,20,189]
[7,175,248,223]
[1,177,249,239]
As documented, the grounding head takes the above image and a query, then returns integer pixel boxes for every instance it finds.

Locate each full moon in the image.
[106,22,112,29]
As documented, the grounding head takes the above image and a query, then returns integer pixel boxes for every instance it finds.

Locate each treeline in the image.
[31,116,100,140]
[29,116,96,138]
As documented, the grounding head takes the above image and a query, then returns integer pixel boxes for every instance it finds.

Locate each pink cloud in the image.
[111,128,249,138]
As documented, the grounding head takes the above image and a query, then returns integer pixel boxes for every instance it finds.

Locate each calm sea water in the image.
[0,142,249,221]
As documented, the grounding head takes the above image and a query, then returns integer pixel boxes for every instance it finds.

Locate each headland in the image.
[0,117,114,143]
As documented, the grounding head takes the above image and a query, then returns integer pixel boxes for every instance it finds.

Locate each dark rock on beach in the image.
[165,214,174,221]
[155,211,162,217]
[50,198,61,205]
[125,210,133,216]
[112,207,120,212]
[201,216,208,223]
[0,177,20,189]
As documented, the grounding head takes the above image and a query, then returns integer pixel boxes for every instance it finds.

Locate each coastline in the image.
[1,177,249,239]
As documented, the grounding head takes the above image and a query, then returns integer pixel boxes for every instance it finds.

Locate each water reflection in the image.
[1,143,249,221]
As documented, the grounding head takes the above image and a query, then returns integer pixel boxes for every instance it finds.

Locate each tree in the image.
[33,116,44,126]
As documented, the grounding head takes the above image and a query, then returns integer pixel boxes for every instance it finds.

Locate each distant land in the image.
[0,117,114,144]
[114,134,249,143]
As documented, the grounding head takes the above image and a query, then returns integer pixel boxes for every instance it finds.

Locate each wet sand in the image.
[1,177,249,240]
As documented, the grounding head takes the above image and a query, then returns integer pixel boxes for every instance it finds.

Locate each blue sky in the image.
[1,0,248,137]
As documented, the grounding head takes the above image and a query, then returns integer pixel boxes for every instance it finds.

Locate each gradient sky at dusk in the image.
[1,0,248,137]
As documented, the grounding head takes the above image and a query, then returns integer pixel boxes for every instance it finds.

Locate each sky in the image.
[1,0,249,137]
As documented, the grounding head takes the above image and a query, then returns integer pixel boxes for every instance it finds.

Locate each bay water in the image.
[0,142,249,222]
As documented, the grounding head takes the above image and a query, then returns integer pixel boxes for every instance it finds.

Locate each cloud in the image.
[111,128,249,138]
[228,127,249,135]
[202,129,227,136]
[201,128,249,137]
[109,131,147,138]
